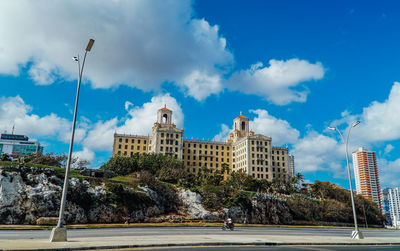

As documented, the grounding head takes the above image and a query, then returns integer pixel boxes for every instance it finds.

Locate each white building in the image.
[381,187,400,228]
[0,133,43,158]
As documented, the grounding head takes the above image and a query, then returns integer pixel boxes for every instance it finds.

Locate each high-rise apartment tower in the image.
[352,147,381,208]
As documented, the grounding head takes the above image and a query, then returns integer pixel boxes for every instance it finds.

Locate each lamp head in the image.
[327,126,336,131]
[352,121,361,127]
[86,39,95,52]
[72,56,79,61]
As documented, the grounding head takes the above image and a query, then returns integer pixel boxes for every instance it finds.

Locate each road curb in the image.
[5,241,400,251]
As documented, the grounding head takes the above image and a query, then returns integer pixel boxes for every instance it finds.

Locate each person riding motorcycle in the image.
[222,217,234,230]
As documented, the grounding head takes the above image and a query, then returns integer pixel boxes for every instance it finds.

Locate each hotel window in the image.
[175,141,178,145]
[131,139,134,143]
[193,168,196,172]
[119,138,122,143]
[193,156,196,160]
[144,140,147,144]
[161,133,164,137]
[222,146,224,150]
[227,147,229,150]
[118,144,121,149]
[222,158,224,162]
[252,166,255,171]
[175,147,178,152]
[143,146,146,150]
[138,140,141,144]
[194,144,196,148]
[124,151,127,155]
[131,145,133,150]
[117,150,121,154]
[125,145,128,149]
[137,146,140,150]
[216,146,219,150]
[216,164,219,168]
[160,146,163,151]
[176,134,179,138]
[161,140,164,144]
[125,139,128,143]
[187,161,190,166]
[205,145,208,149]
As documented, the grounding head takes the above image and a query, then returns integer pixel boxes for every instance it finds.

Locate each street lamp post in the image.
[328,121,363,239]
[50,39,95,242]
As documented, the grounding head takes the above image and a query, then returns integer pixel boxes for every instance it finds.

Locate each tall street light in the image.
[50,39,95,242]
[328,121,363,239]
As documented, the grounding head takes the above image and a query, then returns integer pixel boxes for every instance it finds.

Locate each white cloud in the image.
[378,158,400,188]
[0,0,232,100]
[83,118,119,152]
[179,70,222,101]
[229,59,325,105]
[350,82,400,143]
[0,96,86,143]
[72,147,95,163]
[213,124,230,142]
[291,131,343,173]
[249,109,299,145]
[384,144,394,155]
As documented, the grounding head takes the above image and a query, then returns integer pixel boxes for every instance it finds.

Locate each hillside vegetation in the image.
[0,152,384,226]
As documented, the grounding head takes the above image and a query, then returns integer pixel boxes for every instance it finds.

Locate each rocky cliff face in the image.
[0,166,292,225]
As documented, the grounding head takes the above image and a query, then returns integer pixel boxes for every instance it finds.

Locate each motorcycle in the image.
[221,219,234,231]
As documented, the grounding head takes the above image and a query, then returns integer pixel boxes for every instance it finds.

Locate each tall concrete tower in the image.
[352,147,381,208]
[149,105,183,159]
[157,105,172,124]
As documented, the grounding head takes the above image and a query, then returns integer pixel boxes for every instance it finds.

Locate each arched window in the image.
[241,121,246,131]
[163,114,168,123]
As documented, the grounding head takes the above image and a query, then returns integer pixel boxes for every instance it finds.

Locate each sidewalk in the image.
[2,234,400,250]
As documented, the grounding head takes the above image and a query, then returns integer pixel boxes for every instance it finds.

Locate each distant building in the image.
[0,133,43,158]
[381,187,400,227]
[113,106,294,181]
[352,147,381,208]
[288,154,295,177]
[381,188,392,225]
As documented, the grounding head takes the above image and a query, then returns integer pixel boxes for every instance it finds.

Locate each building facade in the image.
[381,187,400,227]
[112,107,294,181]
[0,133,43,158]
[352,147,381,208]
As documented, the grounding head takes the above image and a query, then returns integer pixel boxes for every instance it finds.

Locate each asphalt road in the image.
[127,246,400,251]
[0,226,399,239]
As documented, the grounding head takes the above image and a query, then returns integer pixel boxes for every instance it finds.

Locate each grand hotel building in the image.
[112,106,294,181]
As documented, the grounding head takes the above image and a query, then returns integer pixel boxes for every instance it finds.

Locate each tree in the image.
[0,153,11,162]
[24,152,67,167]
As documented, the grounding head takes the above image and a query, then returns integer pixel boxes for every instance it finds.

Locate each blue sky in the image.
[1,0,400,189]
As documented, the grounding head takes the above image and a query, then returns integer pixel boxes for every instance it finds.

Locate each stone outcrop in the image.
[0,166,292,225]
